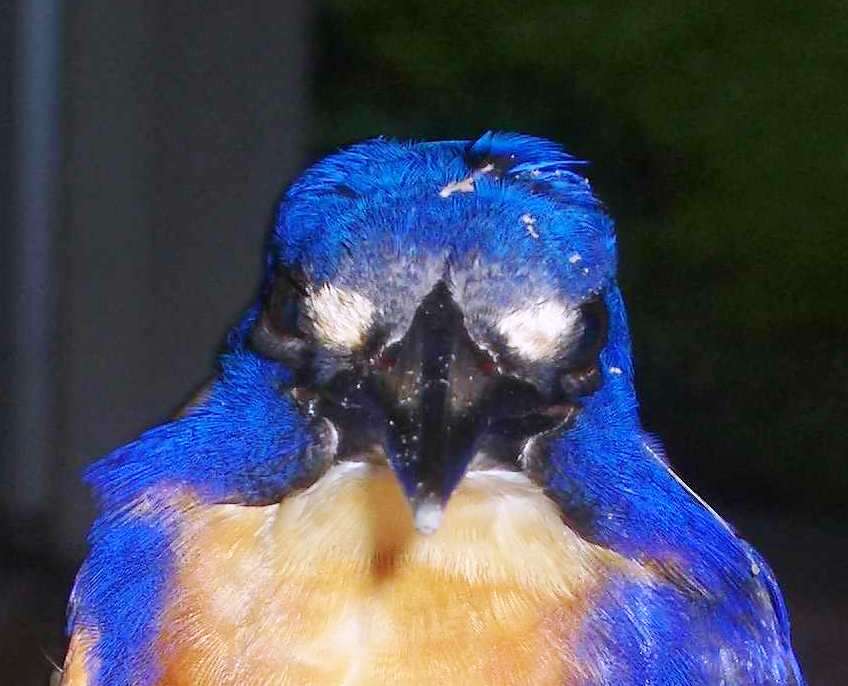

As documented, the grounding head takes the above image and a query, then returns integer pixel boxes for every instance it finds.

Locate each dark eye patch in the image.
[559,295,608,397]
[250,314,312,368]
[266,268,307,335]
[250,268,314,372]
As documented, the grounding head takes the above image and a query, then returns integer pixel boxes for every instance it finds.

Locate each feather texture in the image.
[63,133,804,685]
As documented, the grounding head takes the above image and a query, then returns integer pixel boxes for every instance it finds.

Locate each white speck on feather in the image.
[520,213,540,239]
[609,366,623,375]
[439,177,475,198]
[438,163,495,198]
[568,252,582,264]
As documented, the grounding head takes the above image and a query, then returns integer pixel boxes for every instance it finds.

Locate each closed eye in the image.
[250,313,312,369]
[558,295,608,397]
[249,268,313,370]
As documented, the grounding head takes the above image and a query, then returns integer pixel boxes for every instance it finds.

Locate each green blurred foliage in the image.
[311,1,848,515]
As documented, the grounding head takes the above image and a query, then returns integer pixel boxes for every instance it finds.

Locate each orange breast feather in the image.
[63,464,636,685]
[149,464,637,685]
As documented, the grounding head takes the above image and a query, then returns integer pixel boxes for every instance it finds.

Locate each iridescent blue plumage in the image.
[66,133,804,685]
[69,354,312,684]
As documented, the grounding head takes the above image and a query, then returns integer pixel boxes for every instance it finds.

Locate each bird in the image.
[60,132,804,685]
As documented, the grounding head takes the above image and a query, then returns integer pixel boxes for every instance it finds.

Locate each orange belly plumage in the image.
[152,464,631,685]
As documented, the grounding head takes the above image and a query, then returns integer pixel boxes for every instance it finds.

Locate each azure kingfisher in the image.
[61,133,804,685]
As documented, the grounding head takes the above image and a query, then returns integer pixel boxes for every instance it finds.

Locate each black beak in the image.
[373,281,493,533]
[314,280,573,534]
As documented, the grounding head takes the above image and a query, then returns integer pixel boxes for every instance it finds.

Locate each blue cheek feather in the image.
[68,132,804,686]
[85,352,311,508]
[73,352,312,686]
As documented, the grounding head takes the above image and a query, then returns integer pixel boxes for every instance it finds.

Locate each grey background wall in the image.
[2,1,309,560]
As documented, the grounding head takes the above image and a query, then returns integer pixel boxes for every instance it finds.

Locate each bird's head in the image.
[238,132,634,533]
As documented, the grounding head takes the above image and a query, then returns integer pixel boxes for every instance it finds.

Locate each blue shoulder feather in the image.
[69,351,311,686]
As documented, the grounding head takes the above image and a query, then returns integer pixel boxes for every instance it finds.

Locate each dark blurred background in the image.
[1,2,845,683]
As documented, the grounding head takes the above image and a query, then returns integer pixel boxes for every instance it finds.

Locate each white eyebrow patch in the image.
[304,284,375,351]
[496,300,581,361]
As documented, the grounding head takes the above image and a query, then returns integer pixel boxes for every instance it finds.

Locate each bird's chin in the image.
[319,425,568,536]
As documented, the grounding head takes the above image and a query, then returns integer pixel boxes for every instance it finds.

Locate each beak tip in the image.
[413,497,444,535]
